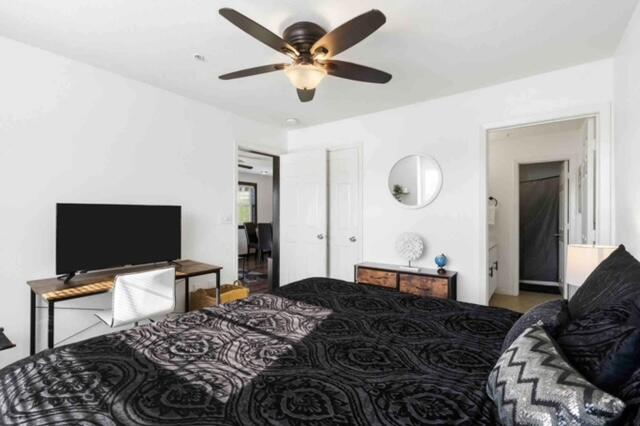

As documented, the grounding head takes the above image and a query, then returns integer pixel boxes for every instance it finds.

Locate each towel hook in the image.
[488,196,498,207]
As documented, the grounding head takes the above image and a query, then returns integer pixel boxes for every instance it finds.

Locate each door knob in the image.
[317,234,325,240]
[349,236,357,242]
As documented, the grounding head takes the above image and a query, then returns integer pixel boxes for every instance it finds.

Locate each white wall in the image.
[489,128,583,295]
[614,3,640,256]
[232,115,287,156]
[238,172,273,223]
[0,36,284,367]
[288,59,613,304]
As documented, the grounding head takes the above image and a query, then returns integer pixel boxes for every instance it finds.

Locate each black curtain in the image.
[519,176,559,282]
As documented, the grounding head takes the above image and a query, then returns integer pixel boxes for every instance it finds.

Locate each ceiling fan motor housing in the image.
[283,21,327,61]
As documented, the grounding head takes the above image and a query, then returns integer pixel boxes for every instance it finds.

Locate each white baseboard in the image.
[494,287,518,296]
[519,280,559,287]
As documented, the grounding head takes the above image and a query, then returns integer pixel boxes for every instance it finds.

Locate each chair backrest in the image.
[238,228,248,256]
[244,222,259,244]
[258,223,273,252]
[111,267,175,327]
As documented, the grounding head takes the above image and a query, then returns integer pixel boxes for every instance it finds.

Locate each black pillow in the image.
[568,244,640,319]
[557,298,640,395]
[618,367,640,425]
[501,299,570,352]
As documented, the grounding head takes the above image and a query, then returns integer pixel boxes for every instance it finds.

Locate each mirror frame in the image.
[387,154,443,209]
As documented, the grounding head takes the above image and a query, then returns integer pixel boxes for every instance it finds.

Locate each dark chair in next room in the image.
[257,223,272,262]
[243,222,259,261]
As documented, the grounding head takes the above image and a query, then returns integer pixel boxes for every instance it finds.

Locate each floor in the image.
[489,291,561,313]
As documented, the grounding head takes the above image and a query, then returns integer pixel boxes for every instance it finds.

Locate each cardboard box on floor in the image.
[190,282,250,310]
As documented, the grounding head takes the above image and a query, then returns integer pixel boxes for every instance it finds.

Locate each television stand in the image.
[167,260,182,267]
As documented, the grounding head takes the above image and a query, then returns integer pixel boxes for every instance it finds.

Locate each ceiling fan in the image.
[218,8,392,102]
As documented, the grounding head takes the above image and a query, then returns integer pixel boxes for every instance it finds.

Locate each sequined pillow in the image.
[501,299,570,352]
[487,324,625,426]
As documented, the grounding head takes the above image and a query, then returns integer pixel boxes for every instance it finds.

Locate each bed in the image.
[0,278,520,425]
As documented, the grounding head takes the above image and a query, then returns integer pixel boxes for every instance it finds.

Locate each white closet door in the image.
[280,149,328,285]
[328,148,362,281]
[585,117,597,244]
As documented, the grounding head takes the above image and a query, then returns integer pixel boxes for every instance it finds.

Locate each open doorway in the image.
[487,117,597,312]
[237,149,279,293]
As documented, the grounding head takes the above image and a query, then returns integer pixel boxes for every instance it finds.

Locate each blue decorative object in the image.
[435,253,448,274]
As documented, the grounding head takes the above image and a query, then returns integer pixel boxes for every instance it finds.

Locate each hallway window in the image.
[238,182,257,224]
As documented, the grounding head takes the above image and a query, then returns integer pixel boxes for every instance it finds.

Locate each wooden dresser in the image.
[354,262,457,300]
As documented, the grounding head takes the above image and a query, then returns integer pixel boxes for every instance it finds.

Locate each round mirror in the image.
[388,155,442,208]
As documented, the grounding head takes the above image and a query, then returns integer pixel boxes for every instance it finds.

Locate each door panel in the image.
[280,150,328,285]
[329,148,361,281]
[579,117,597,245]
[559,161,569,296]
[586,118,597,244]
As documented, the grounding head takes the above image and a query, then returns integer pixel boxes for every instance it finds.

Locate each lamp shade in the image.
[565,244,617,286]
[284,63,327,90]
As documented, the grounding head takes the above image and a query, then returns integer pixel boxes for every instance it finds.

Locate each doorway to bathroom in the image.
[487,117,598,312]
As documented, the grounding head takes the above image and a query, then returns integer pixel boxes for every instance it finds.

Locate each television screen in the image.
[56,203,181,274]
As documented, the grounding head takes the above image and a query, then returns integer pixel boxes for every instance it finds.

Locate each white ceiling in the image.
[0,0,637,127]
[238,151,273,176]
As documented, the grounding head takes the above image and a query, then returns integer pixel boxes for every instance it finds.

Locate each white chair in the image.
[96,267,176,328]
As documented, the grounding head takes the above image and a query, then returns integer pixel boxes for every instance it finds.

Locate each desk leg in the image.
[216,271,221,305]
[184,277,190,312]
[30,291,36,355]
[48,301,54,349]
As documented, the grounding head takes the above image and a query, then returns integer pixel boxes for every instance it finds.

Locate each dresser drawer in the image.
[357,268,397,289]
[399,274,450,299]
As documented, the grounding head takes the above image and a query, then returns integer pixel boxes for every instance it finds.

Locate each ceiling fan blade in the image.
[219,64,286,80]
[297,89,315,102]
[219,8,298,57]
[312,9,386,58]
[323,60,391,83]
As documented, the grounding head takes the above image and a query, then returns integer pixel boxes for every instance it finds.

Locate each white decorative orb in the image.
[395,233,425,262]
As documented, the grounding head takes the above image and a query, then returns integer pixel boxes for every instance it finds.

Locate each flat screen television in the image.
[56,203,181,275]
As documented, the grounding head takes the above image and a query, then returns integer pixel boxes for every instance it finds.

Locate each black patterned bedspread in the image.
[0,278,520,425]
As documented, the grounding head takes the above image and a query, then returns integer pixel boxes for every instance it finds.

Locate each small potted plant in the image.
[392,184,409,201]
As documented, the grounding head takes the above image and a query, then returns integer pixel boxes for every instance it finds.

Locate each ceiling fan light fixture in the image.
[284,63,327,90]
[218,8,391,102]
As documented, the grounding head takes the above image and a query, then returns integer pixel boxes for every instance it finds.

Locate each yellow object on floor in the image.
[190,282,250,310]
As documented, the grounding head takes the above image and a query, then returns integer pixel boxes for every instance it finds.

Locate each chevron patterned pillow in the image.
[487,324,626,426]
